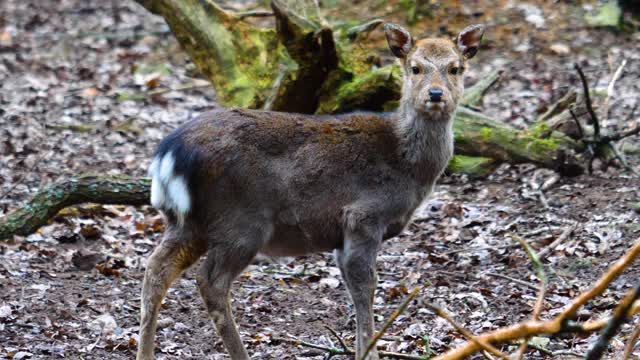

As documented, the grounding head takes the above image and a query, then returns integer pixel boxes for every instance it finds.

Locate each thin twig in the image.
[600,122,640,142]
[558,240,640,323]
[422,303,510,360]
[610,143,639,176]
[359,287,420,360]
[278,336,351,355]
[538,224,576,260]
[522,340,583,357]
[236,10,274,19]
[528,172,549,210]
[433,239,640,360]
[512,235,548,360]
[623,322,640,359]
[324,325,350,352]
[574,63,600,139]
[485,272,538,291]
[604,59,627,120]
[277,336,427,359]
[147,82,212,96]
[569,108,585,139]
[442,244,519,256]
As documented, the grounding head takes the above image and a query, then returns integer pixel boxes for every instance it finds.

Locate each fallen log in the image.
[0,176,150,240]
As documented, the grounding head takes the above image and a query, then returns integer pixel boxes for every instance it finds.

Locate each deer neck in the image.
[394,102,455,184]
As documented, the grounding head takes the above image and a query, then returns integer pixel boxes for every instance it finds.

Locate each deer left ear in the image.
[456,24,485,59]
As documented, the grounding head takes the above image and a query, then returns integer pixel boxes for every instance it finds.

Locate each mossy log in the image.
[0,176,150,240]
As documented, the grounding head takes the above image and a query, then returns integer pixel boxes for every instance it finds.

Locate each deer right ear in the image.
[384,23,413,59]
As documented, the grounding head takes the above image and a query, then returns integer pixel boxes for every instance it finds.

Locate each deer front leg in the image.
[336,229,381,360]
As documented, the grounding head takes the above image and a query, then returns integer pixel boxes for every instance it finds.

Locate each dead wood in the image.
[0,175,150,241]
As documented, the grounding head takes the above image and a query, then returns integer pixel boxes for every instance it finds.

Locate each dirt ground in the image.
[1,0,639,359]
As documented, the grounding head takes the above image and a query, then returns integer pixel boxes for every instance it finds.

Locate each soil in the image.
[1,0,639,359]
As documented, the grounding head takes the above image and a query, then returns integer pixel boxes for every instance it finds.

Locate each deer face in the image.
[385,23,485,118]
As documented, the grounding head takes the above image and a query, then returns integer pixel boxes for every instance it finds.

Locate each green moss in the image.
[524,136,560,154]
[479,127,493,141]
[447,155,497,177]
[317,65,401,113]
[529,122,550,138]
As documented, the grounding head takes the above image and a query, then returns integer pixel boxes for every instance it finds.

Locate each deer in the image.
[136,22,485,360]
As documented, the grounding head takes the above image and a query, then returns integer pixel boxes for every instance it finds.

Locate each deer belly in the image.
[260,222,342,257]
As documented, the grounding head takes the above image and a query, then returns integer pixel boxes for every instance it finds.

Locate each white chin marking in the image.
[148,152,191,224]
[424,101,446,112]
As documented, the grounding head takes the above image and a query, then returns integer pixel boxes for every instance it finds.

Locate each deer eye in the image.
[411,66,420,75]
[450,66,463,75]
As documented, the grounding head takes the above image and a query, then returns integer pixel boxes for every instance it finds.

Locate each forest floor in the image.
[1,0,639,359]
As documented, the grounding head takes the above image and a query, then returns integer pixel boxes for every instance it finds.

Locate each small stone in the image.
[550,43,570,55]
[319,277,340,289]
[157,317,175,329]
[88,314,118,334]
[0,304,11,318]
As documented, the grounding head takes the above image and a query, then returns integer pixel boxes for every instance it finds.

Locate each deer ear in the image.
[384,23,413,59]
[456,24,485,59]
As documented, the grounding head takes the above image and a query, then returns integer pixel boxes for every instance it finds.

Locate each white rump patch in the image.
[148,151,191,224]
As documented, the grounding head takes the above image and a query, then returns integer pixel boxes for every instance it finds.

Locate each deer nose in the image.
[428,88,444,102]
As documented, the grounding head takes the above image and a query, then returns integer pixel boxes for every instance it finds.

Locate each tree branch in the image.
[585,280,640,360]
[0,175,150,241]
[432,239,640,360]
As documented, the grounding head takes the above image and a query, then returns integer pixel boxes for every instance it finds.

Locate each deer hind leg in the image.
[137,228,204,360]
[197,222,271,360]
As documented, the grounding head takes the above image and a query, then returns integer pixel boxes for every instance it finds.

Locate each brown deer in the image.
[137,22,485,360]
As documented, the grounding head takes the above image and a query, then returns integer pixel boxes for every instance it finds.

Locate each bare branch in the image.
[433,239,640,360]
[569,108,586,140]
[423,303,510,360]
[623,322,640,360]
[604,60,627,120]
[485,272,538,291]
[559,239,640,323]
[538,224,577,260]
[323,325,349,352]
[236,10,274,19]
[574,63,600,139]
[585,280,640,360]
[512,235,548,360]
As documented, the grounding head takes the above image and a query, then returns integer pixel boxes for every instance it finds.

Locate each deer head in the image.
[385,23,485,119]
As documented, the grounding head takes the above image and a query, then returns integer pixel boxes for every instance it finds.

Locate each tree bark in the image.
[0,176,150,240]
